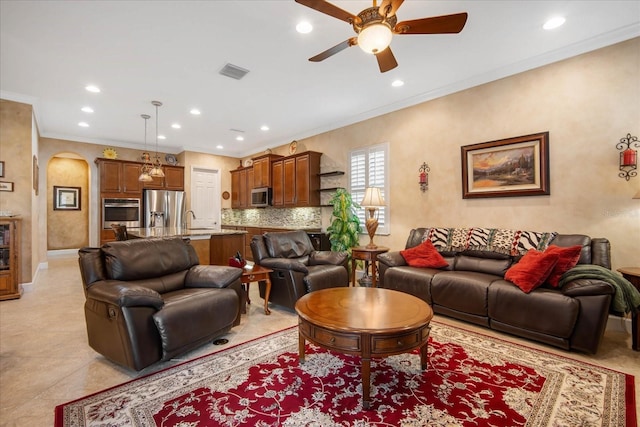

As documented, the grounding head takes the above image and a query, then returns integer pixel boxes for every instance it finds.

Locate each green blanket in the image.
[559,264,640,315]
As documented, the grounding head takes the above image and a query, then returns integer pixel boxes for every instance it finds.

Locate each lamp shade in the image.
[361,187,385,207]
[357,23,393,54]
[633,189,640,199]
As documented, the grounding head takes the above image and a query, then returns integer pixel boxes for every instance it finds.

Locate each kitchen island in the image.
[128,228,247,266]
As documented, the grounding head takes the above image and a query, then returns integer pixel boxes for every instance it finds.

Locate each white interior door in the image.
[190,167,220,229]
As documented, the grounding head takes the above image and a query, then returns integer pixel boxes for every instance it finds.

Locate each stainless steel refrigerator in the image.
[143,189,185,228]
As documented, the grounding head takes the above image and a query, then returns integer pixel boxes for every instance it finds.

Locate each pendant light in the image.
[138,114,153,182]
[149,100,165,178]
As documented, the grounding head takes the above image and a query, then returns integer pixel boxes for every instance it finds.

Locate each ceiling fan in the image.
[295,0,468,73]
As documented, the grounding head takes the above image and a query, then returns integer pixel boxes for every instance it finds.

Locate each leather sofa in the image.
[250,230,349,310]
[378,228,615,354]
[78,237,244,371]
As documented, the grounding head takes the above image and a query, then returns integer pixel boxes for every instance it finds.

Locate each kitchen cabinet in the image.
[231,168,249,209]
[274,151,321,207]
[243,227,262,261]
[210,233,245,265]
[98,159,142,196]
[0,217,21,301]
[97,159,183,196]
[142,165,185,191]
[272,159,284,206]
[247,167,254,207]
[252,154,282,188]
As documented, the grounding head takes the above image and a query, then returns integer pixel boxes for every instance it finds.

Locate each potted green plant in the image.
[326,188,362,256]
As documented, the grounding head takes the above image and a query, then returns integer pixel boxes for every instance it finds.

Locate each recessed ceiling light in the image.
[236,136,244,141]
[81,106,94,113]
[392,79,404,87]
[543,16,566,30]
[190,108,201,115]
[85,85,101,93]
[78,122,89,127]
[171,123,181,129]
[216,145,223,149]
[296,21,313,34]
[158,135,166,140]
[260,125,270,131]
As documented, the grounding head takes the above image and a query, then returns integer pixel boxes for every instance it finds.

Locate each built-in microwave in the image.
[251,187,272,208]
[102,198,141,229]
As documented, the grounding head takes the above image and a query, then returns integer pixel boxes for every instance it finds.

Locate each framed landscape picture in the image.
[461,132,550,199]
[54,186,81,210]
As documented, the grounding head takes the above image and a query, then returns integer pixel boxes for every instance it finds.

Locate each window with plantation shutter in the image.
[349,143,389,235]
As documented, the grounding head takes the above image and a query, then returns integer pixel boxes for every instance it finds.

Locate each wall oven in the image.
[102,198,141,229]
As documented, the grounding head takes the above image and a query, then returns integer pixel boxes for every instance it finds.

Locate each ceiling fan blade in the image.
[375,47,398,73]
[295,0,358,24]
[379,0,404,18]
[394,12,468,35]
[309,38,357,62]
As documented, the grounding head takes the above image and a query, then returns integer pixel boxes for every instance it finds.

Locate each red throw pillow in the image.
[400,240,449,268]
[544,245,583,287]
[505,249,559,293]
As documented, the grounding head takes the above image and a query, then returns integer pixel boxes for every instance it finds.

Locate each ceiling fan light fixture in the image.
[357,22,393,54]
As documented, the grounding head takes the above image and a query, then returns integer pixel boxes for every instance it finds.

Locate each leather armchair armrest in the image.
[561,279,616,297]
[309,251,348,266]
[377,252,407,268]
[185,265,243,289]
[86,280,164,309]
[259,258,309,274]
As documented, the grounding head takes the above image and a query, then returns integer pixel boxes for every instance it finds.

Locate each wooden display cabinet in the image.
[0,217,21,301]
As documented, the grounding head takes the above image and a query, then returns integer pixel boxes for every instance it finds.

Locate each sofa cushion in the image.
[382,266,438,303]
[489,281,579,338]
[264,230,314,259]
[505,249,559,293]
[400,240,448,268]
[544,245,583,287]
[431,271,500,316]
[455,253,512,276]
[153,288,239,358]
[103,237,198,282]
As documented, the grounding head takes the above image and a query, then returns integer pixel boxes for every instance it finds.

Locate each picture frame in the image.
[0,161,4,178]
[53,186,81,210]
[461,132,550,199]
[0,181,13,192]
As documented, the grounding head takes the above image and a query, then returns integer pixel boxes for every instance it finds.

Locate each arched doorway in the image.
[46,153,89,250]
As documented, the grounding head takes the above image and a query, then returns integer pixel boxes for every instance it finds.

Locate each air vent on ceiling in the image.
[219,63,250,80]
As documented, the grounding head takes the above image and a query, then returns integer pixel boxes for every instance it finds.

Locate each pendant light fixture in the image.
[149,100,165,178]
[138,114,153,182]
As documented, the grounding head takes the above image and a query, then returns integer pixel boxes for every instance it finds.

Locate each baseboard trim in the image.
[606,314,632,334]
[47,249,78,258]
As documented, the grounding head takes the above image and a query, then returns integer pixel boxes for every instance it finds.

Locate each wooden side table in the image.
[350,246,389,288]
[240,265,273,315]
[617,267,640,351]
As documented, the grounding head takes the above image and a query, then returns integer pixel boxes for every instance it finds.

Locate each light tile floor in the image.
[0,255,638,426]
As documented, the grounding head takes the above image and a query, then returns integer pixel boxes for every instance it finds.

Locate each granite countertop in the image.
[129,227,247,239]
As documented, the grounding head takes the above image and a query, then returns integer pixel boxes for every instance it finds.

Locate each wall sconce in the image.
[419,162,430,192]
[617,133,638,181]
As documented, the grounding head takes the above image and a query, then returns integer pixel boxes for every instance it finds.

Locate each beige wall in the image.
[0,100,34,282]
[2,37,639,284]
[47,157,89,249]
[293,38,640,270]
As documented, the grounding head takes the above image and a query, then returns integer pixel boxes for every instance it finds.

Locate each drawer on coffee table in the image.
[300,322,361,352]
[372,326,430,354]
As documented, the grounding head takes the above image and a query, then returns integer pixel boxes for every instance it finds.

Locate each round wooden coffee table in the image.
[295,287,433,409]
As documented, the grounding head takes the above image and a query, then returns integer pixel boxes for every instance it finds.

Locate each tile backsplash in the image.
[222,207,322,229]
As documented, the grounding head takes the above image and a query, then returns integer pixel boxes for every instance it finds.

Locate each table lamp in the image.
[360,187,385,248]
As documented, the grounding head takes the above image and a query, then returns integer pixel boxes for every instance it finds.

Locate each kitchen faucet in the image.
[183,210,196,229]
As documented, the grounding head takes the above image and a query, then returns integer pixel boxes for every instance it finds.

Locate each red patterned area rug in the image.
[55,323,636,427]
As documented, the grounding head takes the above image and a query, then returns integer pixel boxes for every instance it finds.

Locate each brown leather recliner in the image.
[250,230,349,310]
[78,237,244,371]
